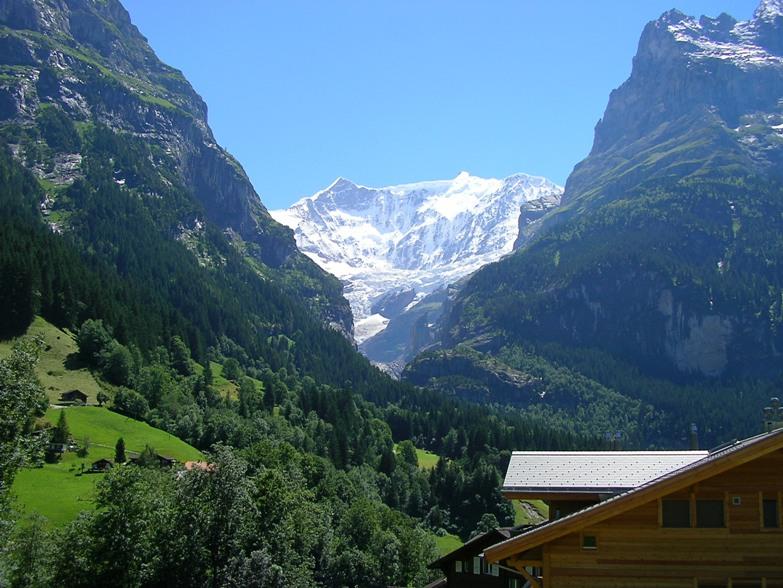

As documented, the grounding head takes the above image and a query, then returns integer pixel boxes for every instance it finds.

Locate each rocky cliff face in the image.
[437,0,783,380]
[0,0,352,334]
[561,0,783,213]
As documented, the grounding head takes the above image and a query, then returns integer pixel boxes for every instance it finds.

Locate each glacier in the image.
[271,171,562,344]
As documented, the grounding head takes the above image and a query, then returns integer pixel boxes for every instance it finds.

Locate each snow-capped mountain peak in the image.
[271,172,562,343]
[755,0,783,22]
[659,0,783,70]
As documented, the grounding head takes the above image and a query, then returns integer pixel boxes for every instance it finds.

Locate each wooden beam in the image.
[507,557,543,570]
[543,544,551,587]
[518,566,541,588]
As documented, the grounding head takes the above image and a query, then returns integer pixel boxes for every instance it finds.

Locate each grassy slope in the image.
[513,499,548,525]
[393,443,441,470]
[47,407,203,460]
[431,499,548,558]
[433,532,463,556]
[415,447,440,470]
[0,316,102,403]
[12,407,202,526]
[198,361,263,402]
[207,360,238,399]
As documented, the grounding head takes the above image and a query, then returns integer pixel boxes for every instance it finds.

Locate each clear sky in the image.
[122,0,758,209]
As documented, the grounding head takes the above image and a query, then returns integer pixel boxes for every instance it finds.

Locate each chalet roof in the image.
[503,450,708,495]
[60,389,87,399]
[486,428,783,563]
[183,461,213,472]
[428,527,515,569]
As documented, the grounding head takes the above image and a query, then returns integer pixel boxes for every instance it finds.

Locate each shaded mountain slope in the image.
[0,0,351,334]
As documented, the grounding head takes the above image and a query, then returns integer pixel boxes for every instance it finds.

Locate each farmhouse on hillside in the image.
[427,526,529,588]
[88,458,114,473]
[59,389,88,404]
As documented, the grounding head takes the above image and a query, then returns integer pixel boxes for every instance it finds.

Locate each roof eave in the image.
[487,430,783,563]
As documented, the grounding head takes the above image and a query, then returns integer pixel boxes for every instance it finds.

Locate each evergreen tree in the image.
[203,361,214,386]
[115,438,126,464]
[222,358,241,382]
[397,440,418,467]
[170,336,192,376]
[52,410,70,445]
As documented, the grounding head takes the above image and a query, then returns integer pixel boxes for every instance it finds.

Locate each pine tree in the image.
[115,438,126,463]
[52,411,70,445]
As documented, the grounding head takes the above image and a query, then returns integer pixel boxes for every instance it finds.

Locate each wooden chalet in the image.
[59,389,88,404]
[482,427,783,587]
[129,453,176,468]
[428,451,708,587]
[88,458,114,473]
[503,449,708,521]
[428,527,533,587]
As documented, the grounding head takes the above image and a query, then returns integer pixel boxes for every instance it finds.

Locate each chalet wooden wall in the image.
[543,449,783,587]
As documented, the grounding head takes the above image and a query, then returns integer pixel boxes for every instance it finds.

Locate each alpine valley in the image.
[2,0,783,587]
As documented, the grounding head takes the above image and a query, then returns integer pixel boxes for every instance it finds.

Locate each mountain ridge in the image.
[0,0,352,334]
[393,0,783,447]
[434,0,783,382]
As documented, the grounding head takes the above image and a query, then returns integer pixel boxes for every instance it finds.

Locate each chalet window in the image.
[763,498,780,528]
[696,500,725,528]
[473,556,481,575]
[480,558,499,576]
[455,561,462,573]
[581,534,598,549]
[662,499,691,527]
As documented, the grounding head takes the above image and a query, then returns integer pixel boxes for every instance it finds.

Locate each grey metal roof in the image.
[503,450,709,494]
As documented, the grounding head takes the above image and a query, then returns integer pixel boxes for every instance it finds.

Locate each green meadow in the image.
[0,316,103,404]
[12,407,202,526]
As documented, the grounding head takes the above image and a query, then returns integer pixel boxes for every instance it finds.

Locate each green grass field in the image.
[393,443,441,470]
[0,316,103,404]
[415,447,440,469]
[201,361,238,399]
[44,407,203,460]
[433,532,463,556]
[513,499,548,525]
[11,407,202,526]
[198,361,263,402]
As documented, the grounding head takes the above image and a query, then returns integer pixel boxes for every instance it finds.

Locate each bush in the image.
[222,358,241,382]
[112,388,149,420]
[76,319,113,366]
[100,342,132,386]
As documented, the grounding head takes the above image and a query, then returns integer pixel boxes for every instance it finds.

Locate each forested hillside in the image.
[0,1,601,586]
[410,3,783,448]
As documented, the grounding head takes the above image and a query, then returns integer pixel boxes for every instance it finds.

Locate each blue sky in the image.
[123,0,758,209]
